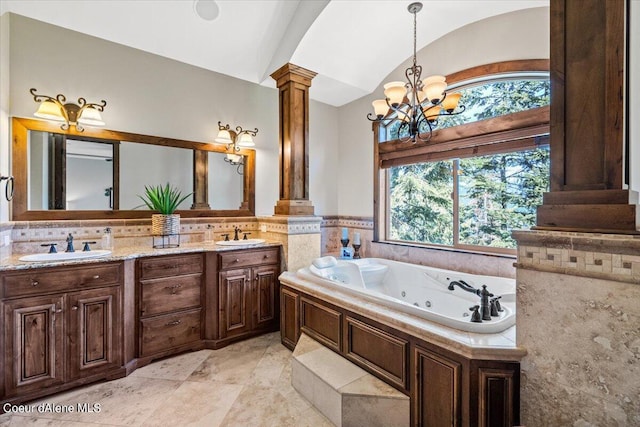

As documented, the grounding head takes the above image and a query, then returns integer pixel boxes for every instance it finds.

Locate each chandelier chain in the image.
[413,7,417,68]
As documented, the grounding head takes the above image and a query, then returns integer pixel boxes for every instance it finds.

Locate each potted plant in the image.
[138,183,192,236]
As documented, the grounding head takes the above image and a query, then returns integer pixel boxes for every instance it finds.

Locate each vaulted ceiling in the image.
[0,0,548,106]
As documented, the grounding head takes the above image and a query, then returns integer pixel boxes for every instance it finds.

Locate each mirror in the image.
[29,131,116,210]
[12,117,255,220]
[208,151,244,210]
[119,142,193,210]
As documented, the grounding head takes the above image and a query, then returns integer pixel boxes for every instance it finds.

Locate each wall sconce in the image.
[30,88,107,132]
[214,121,258,174]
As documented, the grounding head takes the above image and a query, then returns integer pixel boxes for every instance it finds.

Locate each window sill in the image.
[372,239,517,260]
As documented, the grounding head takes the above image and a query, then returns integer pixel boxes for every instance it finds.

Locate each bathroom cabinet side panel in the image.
[204,251,220,341]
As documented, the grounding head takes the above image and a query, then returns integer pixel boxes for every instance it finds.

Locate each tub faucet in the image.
[65,233,75,252]
[479,285,494,321]
[233,226,242,241]
[448,280,479,295]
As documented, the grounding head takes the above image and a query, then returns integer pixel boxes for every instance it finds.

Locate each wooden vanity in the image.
[0,245,281,408]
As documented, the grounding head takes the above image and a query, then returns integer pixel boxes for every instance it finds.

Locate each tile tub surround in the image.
[291,333,409,427]
[0,332,333,427]
[514,229,640,284]
[514,230,640,425]
[321,216,516,279]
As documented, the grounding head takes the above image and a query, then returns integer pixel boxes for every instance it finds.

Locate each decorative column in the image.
[536,0,638,232]
[271,63,317,216]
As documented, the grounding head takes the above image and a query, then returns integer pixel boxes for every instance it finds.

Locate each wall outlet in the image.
[3,235,10,246]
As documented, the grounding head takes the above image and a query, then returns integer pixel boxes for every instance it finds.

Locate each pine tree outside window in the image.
[377,63,550,254]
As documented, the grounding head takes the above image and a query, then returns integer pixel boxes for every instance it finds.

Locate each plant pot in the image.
[151,214,180,236]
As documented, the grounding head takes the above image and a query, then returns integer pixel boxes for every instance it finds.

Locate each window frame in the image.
[374,60,550,256]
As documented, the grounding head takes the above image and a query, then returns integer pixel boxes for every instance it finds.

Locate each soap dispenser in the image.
[102,227,114,251]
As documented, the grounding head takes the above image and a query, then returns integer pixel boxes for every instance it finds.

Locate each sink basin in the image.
[19,250,112,262]
[215,239,265,246]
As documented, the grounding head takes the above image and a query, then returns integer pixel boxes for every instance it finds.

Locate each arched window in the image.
[375,61,550,253]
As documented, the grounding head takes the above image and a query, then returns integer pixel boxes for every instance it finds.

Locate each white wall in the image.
[309,99,339,215]
[336,7,551,217]
[4,13,339,219]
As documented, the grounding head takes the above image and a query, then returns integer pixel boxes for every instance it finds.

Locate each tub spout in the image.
[448,280,479,295]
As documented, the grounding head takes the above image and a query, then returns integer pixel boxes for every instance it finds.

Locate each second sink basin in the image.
[19,250,112,262]
[215,239,265,246]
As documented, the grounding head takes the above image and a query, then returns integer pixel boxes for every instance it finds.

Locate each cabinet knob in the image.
[234,258,240,263]
[92,275,100,279]
[71,306,78,310]
[55,308,63,313]
[31,280,39,287]
[165,319,182,326]
[263,255,269,259]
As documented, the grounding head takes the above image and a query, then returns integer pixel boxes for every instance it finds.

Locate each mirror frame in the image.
[11,117,256,220]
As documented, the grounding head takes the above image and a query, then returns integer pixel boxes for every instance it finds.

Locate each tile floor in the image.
[0,332,333,427]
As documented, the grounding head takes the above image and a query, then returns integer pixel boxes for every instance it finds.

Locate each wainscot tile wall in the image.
[513,230,640,426]
[7,217,260,255]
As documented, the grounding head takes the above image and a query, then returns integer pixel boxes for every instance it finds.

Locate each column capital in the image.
[270,63,317,88]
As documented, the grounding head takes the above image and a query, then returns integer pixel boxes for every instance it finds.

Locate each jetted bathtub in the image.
[297,257,516,334]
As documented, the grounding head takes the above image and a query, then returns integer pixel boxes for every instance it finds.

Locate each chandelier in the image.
[30,88,106,132]
[367,2,464,143]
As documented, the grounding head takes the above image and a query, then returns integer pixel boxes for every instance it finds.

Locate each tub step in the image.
[291,333,409,427]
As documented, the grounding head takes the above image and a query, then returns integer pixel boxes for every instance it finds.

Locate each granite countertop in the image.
[0,241,282,271]
[279,271,526,361]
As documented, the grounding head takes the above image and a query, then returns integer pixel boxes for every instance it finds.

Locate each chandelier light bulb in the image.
[372,99,389,118]
[441,93,462,113]
[384,82,407,106]
[34,100,65,121]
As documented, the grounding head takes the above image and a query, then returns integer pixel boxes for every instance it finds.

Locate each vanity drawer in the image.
[139,308,202,356]
[2,263,121,298]
[140,274,202,317]
[138,253,203,280]
[218,248,279,270]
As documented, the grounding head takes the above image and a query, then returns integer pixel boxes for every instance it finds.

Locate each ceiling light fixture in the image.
[214,121,258,174]
[367,2,465,143]
[30,88,107,132]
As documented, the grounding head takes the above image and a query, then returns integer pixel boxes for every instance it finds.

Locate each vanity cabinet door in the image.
[413,345,462,427]
[67,287,122,379]
[253,265,278,331]
[3,295,65,397]
[218,268,252,338]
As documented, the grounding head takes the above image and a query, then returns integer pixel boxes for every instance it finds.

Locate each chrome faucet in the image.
[233,226,242,241]
[65,233,75,252]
